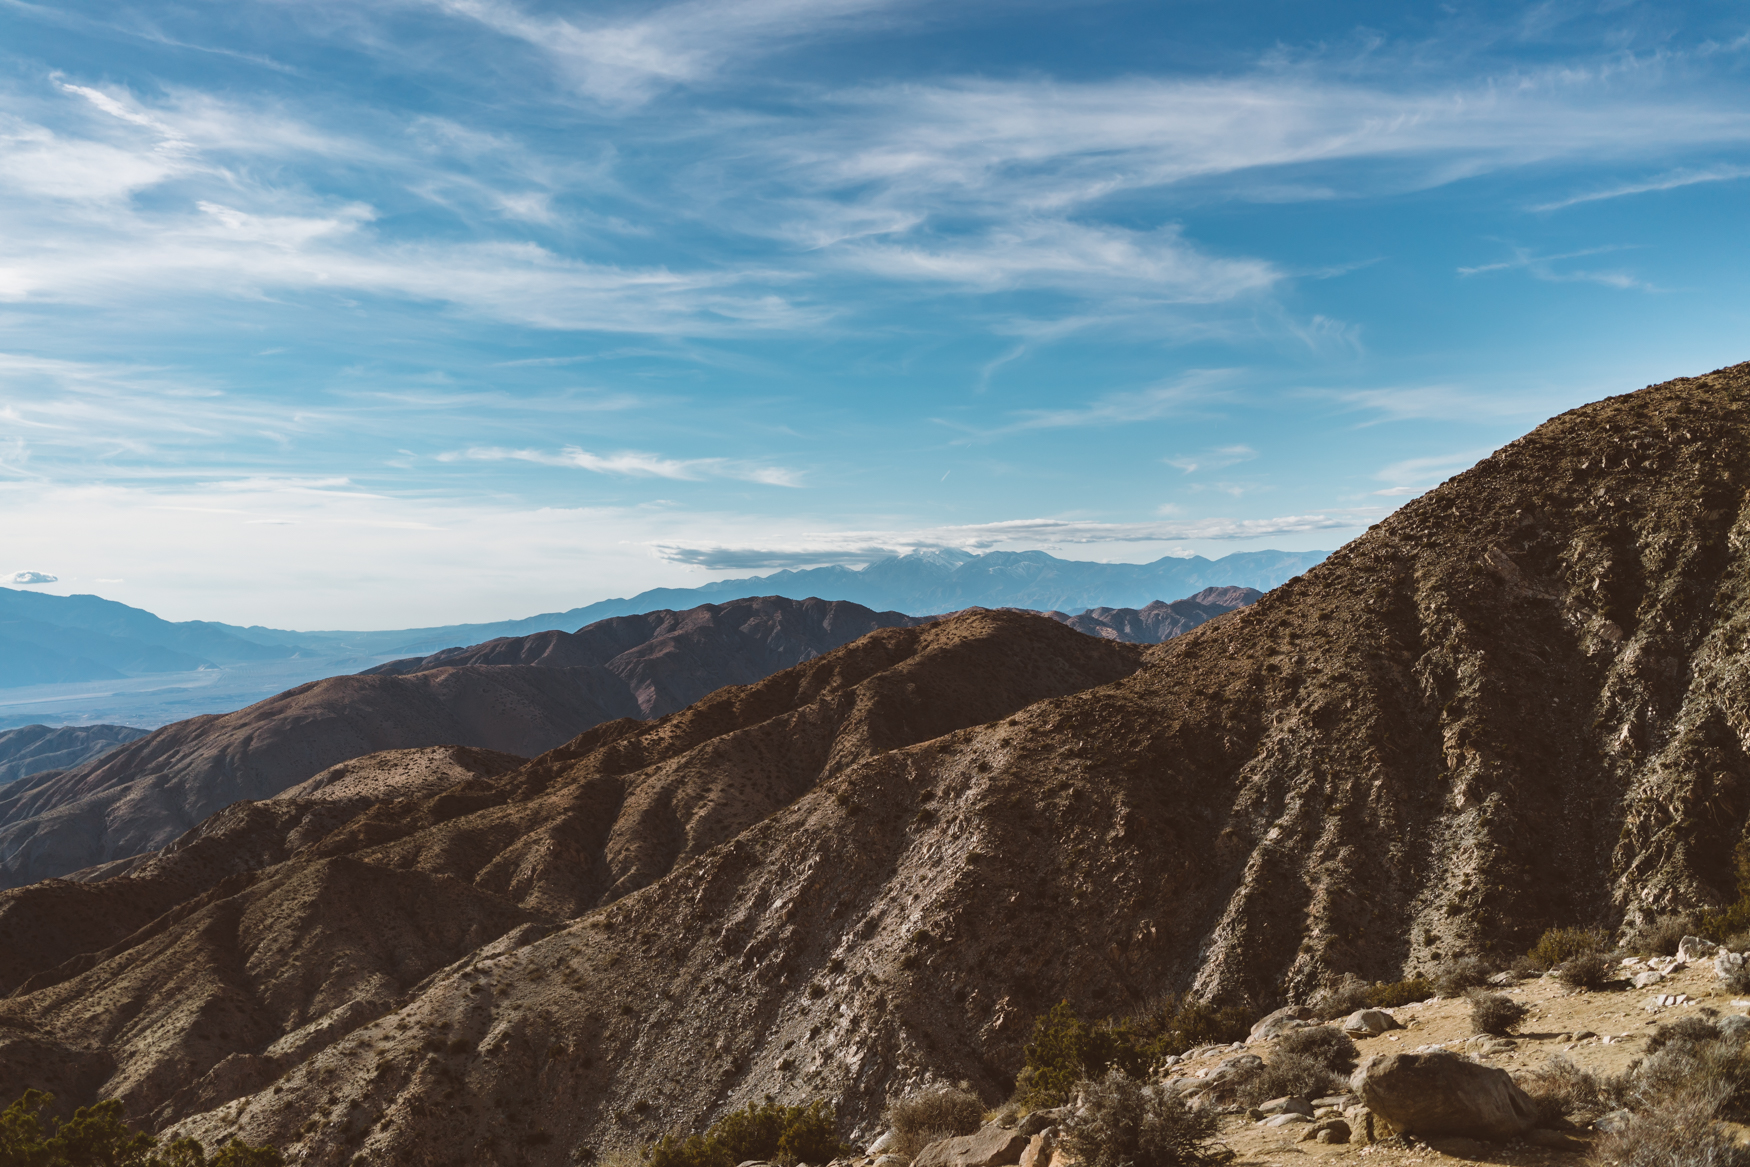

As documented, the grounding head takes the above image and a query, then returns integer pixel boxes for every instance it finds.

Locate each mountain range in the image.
[0,364,1744,1164]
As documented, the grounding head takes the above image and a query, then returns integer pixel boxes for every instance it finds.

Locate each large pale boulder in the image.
[1351,1051,1539,1140]
[1250,1005,1317,1041]
[1341,1009,1401,1037]
[913,1125,1029,1167]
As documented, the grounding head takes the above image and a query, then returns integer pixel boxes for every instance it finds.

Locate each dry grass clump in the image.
[1587,1102,1750,1167]
[1431,955,1497,998]
[1466,990,1528,1035]
[884,1088,985,1158]
[1556,951,1617,990]
[1634,1019,1750,1115]
[1062,1070,1226,1167]
[1625,915,1704,958]
[1520,1056,1629,1125]
[1233,1026,1356,1106]
[1310,974,1370,1021]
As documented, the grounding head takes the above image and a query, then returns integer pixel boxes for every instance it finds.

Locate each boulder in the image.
[1351,1051,1539,1140]
[1342,1009,1401,1037]
[1342,1105,1395,1146]
[913,1125,1029,1167]
[1262,1113,1311,1128]
[1299,1118,1350,1144]
[1678,936,1720,963]
[869,1132,895,1155]
[1258,1097,1314,1117]
[1633,970,1666,988]
[1486,971,1519,987]
[1018,1132,1055,1167]
[1249,1005,1317,1042]
[875,1158,907,1167]
[1016,1109,1067,1138]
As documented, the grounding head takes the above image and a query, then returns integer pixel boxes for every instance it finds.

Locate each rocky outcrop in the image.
[1351,1051,1539,1140]
[913,1124,1028,1167]
[1040,588,1261,643]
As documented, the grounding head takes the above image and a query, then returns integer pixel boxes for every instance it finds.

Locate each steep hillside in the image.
[1042,586,1261,642]
[0,598,927,888]
[7,364,1750,1167]
[364,596,933,716]
[0,724,148,786]
[0,612,1144,1137]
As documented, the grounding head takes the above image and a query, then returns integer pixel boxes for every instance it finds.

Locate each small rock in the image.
[1424,1136,1485,1158]
[1300,1118,1351,1144]
[1486,971,1520,987]
[1573,1030,1596,1041]
[1314,1130,1337,1144]
[1263,1113,1312,1127]
[1632,970,1665,989]
[1678,936,1720,962]
[1216,1054,1264,1074]
[1554,1033,1574,1043]
[1342,1009,1402,1038]
[1594,1110,1634,1134]
[1313,1095,1354,1109]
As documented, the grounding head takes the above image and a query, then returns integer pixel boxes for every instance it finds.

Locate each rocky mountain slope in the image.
[0,612,1145,1135]
[0,598,927,888]
[6,364,1750,1167]
[1040,586,1261,642]
[0,724,148,786]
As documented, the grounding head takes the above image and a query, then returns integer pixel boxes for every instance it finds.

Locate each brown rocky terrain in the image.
[0,723,149,786]
[5,364,1750,1167]
[1038,586,1262,642]
[0,598,930,889]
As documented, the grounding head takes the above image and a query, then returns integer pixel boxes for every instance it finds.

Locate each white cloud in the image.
[1373,449,1496,496]
[3,570,57,584]
[439,445,802,486]
[1532,165,1750,211]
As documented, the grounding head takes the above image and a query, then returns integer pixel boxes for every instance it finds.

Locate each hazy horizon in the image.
[3,0,1747,626]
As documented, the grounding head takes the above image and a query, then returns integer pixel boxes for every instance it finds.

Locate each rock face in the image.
[1352,1052,1539,1140]
[0,724,149,786]
[913,1124,1028,1167]
[6,365,1750,1166]
[0,597,933,888]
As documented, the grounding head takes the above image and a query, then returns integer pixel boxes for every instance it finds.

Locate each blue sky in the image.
[1,0,1747,628]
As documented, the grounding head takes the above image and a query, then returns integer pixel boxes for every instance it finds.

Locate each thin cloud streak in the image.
[440,445,802,486]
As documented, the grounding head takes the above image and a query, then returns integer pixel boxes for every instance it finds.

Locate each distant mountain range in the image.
[0,548,1321,727]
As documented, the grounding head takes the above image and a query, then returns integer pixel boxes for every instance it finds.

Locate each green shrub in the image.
[0,1090,283,1167]
[1230,1027,1356,1107]
[1556,951,1616,990]
[1015,998,1254,1108]
[884,1089,985,1158]
[1466,990,1527,1035]
[1527,927,1606,970]
[1061,1070,1224,1167]
[645,1100,849,1167]
[1365,977,1435,1009]
[1275,1026,1357,1071]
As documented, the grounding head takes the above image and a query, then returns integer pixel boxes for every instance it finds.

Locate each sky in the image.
[1,0,1747,629]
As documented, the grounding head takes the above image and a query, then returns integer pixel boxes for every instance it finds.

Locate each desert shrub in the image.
[1125,993,1254,1059]
[1310,974,1370,1021]
[1061,1070,1225,1167]
[1528,926,1607,970]
[1275,1026,1358,1072]
[1590,1101,1750,1167]
[1016,999,1253,1109]
[1633,1022,1750,1117]
[1723,963,1750,995]
[1520,1056,1629,1125]
[1431,955,1497,998]
[0,1090,283,1167]
[1234,1054,1348,1107]
[1646,1017,1726,1057]
[885,1089,985,1158]
[1365,977,1435,1009]
[1557,951,1616,990]
[1467,990,1528,1035]
[645,1100,849,1167]
[1626,915,1705,957]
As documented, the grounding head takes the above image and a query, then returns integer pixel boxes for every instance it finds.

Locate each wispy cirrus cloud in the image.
[438,445,802,486]
[1532,165,1750,211]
